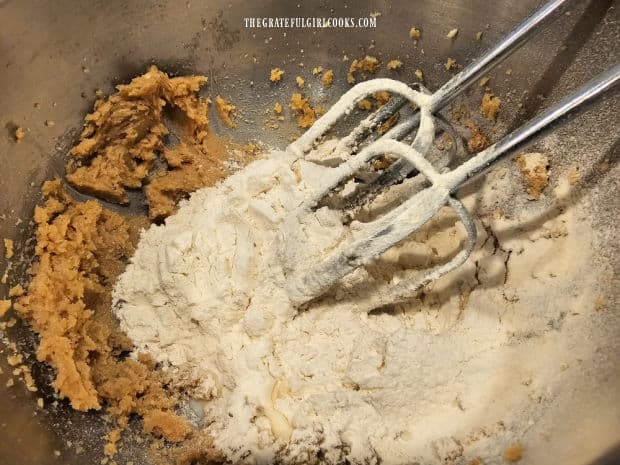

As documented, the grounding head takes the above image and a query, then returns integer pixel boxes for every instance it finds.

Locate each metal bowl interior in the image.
[0,1,618,464]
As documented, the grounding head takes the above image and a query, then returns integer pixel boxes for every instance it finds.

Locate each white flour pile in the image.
[113,146,597,464]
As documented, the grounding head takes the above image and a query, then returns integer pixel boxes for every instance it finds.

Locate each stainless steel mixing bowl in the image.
[0,1,618,464]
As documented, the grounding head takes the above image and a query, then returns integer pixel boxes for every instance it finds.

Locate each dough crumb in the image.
[312,66,323,75]
[14,127,25,142]
[290,93,317,128]
[295,76,305,88]
[445,57,457,70]
[215,95,236,128]
[144,133,237,221]
[516,152,549,200]
[479,76,490,87]
[322,69,334,86]
[387,59,403,70]
[357,99,373,111]
[14,180,192,455]
[0,299,11,317]
[373,91,391,108]
[270,68,284,82]
[447,28,459,38]
[7,353,23,366]
[481,92,501,120]
[347,55,380,84]
[8,284,24,297]
[142,410,192,442]
[103,428,122,457]
[65,66,245,221]
[4,238,14,259]
[65,65,210,207]
[476,31,483,40]
[464,121,489,152]
[503,443,523,462]
[44,120,55,127]
[159,433,223,465]
[273,102,283,114]
[409,27,421,39]
[415,69,424,81]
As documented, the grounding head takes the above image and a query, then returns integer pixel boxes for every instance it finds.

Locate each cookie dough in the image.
[516,152,549,200]
[214,95,236,128]
[14,179,190,450]
[481,92,501,120]
[347,55,380,84]
[290,93,317,128]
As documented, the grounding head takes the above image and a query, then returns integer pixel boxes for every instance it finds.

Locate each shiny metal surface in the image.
[448,63,620,187]
[0,1,618,464]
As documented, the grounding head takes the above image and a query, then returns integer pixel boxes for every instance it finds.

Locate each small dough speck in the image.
[447,28,459,39]
[347,56,380,84]
[322,69,334,86]
[7,354,23,367]
[9,284,24,297]
[290,93,317,128]
[516,152,549,200]
[0,300,11,317]
[373,91,391,108]
[214,96,236,128]
[357,99,373,111]
[295,76,305,88]
[270,68,284,82]
[445,57,457,70]
[464,121,488,153]
[4,238,14,259]
[409,27,421,39]
[387,60,403,70]
[481,92,501,120]
[15,127,25,142]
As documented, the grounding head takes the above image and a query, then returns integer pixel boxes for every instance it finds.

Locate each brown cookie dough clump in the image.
[8,66,259,461]
[290,93,317,129]
[215,95,236,128]
[347,56,380,84]
[516,152,549,200]
[66,66,248,222]
[14,180,191,454]
[481,92,501,120]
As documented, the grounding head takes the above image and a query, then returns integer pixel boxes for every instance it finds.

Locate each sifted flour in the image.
[113,147,597,464]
